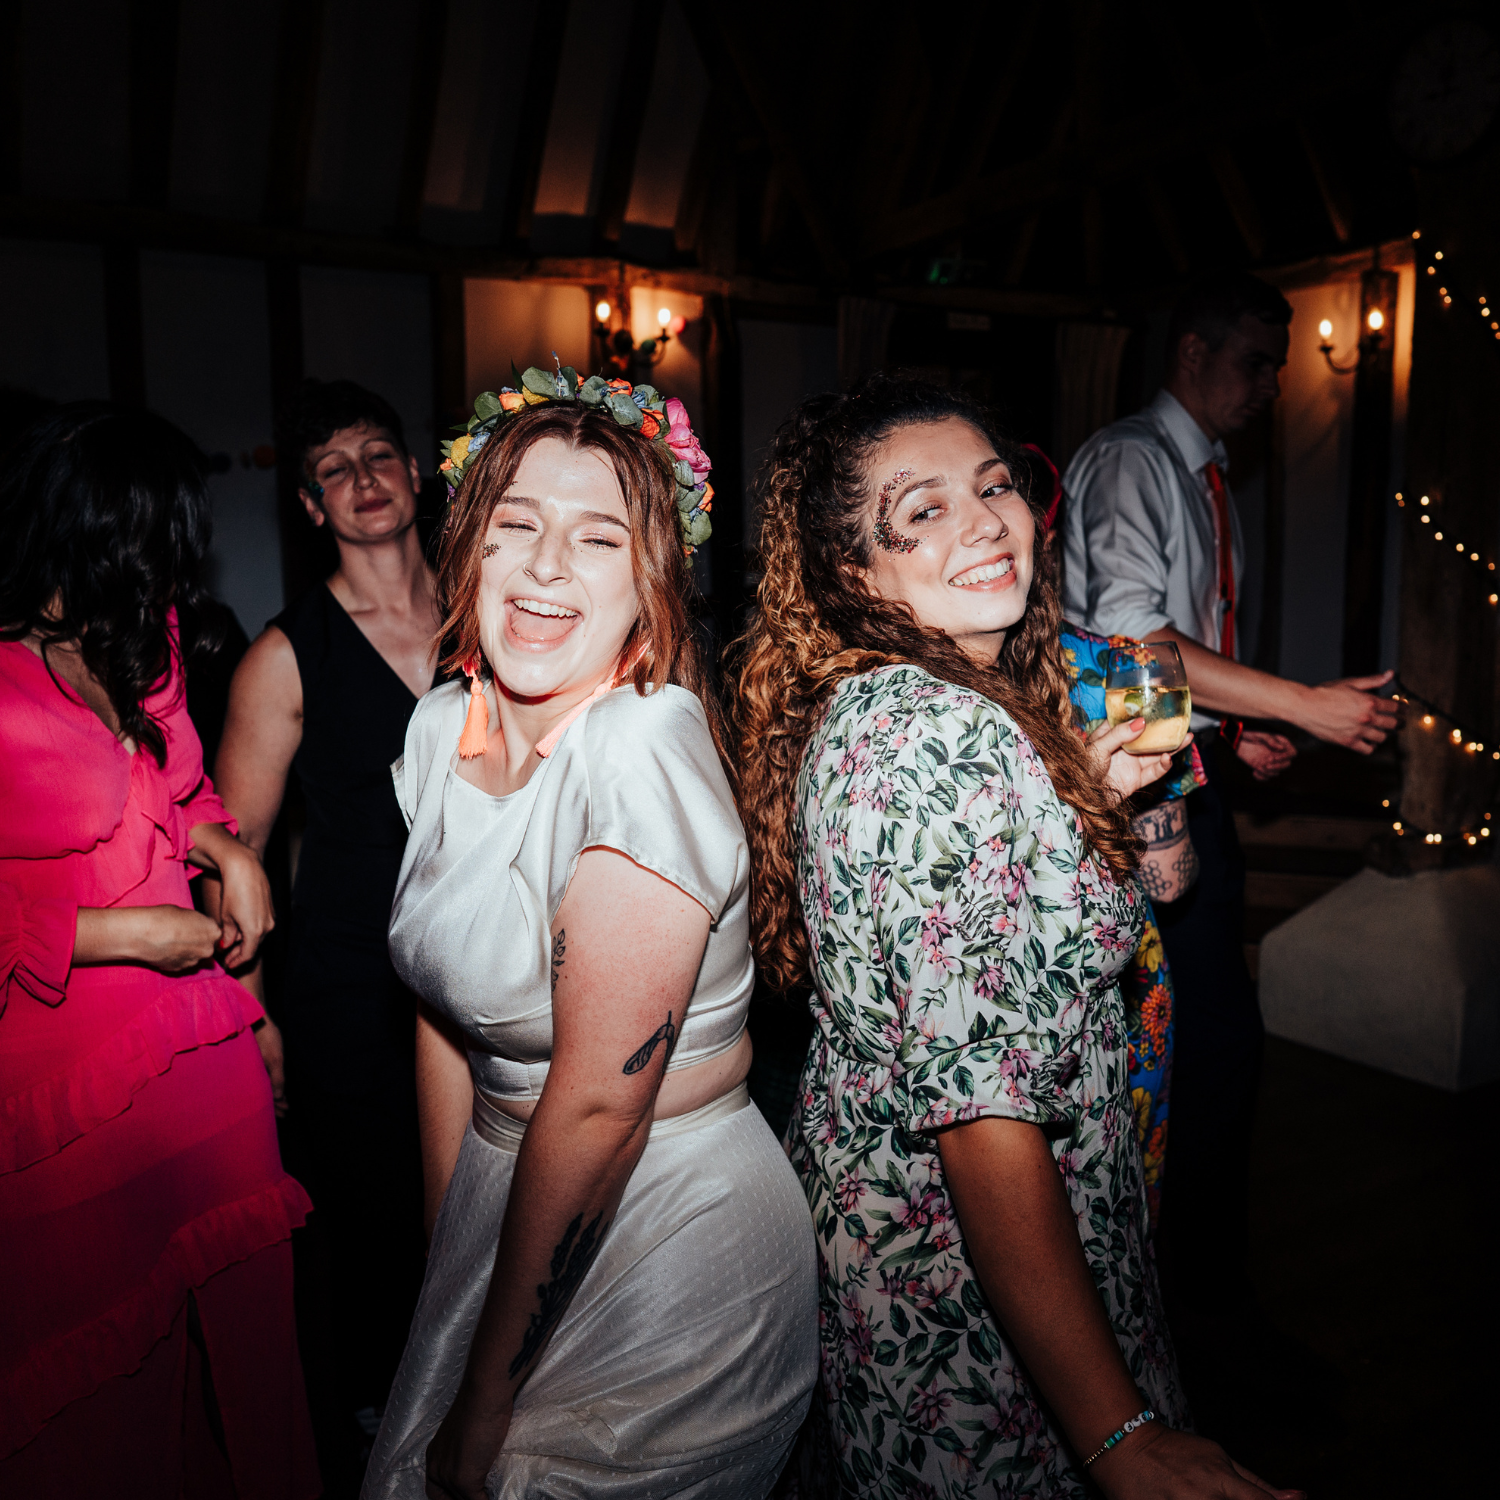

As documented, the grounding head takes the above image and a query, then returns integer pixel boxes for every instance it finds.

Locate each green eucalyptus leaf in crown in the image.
[439,355,713,556]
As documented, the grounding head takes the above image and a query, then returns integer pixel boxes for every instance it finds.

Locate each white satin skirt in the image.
[361,1085,818,1499]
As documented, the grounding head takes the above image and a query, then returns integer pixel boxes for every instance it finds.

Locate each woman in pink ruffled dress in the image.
[0,405,319,1498]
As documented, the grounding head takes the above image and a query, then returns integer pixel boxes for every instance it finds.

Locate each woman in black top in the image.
[214,380,445,1493]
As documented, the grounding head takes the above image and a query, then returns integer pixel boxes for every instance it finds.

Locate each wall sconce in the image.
[591,296,681,380]
[1318,270,1398,376]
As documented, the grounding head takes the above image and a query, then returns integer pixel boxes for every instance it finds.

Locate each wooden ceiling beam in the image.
[263,0,326,227]
[877,284,1098,318]
[961,0,1042,184]
[394,0,449,237]
[596,4,663,247]
[1296,120,1354,246]
[0,1,19,195]
[128,0,181,210]
[702,12,847,279]
[1144,173,1191,274]
[1207,144,1266,260]
[1246,0,1353,246]
[501,8,569,247]
[864,52,1353,260]
[0,189,833,305]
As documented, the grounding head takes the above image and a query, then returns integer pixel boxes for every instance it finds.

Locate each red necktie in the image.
[1203,461,1236,661]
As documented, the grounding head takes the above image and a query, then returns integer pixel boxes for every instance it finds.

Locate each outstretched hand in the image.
[1296,670,1399,753]
[1088,719,1192,801]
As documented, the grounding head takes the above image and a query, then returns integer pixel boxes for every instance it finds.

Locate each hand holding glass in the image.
[1104,642,1192,756]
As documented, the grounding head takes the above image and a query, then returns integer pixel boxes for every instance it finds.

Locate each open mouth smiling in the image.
[950,557,1015,588]
[510,598,580,619]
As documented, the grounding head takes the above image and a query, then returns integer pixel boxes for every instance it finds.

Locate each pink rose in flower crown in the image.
[664,397,712,483]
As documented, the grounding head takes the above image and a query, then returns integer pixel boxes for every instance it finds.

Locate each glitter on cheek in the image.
[482,542,500,559]
[874,468,920,554]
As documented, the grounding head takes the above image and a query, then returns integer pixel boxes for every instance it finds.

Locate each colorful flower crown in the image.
[439,360,713,555]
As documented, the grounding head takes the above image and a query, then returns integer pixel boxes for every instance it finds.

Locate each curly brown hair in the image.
[731,374,1141,993]
[434,401,729,769]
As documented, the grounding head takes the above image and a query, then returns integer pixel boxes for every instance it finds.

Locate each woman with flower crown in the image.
[361,371,816,1500]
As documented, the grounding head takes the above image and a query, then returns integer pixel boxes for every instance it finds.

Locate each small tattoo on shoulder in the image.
[622,1011,677,1075]
[550,929,566,995]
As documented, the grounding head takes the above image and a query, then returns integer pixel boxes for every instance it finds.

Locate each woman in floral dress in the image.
[734,377,1300,1500]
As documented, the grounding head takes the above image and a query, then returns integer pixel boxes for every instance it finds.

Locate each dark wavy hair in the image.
[0,403,216,765]
[731,373,1140,993]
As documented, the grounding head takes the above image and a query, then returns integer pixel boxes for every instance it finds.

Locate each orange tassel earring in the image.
[457,655,492,759]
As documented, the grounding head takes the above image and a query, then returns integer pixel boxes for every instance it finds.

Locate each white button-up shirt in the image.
[1060,389,1243,728]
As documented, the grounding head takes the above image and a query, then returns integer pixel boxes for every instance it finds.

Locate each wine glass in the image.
[1104,642,1192,756]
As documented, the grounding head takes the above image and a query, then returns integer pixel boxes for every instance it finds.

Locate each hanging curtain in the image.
[1053,322,1132,472]
[837,297,897,389]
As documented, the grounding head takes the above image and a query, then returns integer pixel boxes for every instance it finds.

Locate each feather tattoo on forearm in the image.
[622,1011,677,1075]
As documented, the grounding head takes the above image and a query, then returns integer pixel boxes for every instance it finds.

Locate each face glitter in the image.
[874,468,920,554]
[482,542,500,559]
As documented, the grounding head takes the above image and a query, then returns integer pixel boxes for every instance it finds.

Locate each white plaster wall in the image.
[1277,281,1360,685]
[464,280,592,400]
[139,252,283,636]
[301,266,436,469]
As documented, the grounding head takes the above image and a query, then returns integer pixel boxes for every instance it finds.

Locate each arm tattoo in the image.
[550,929,565,995]
[508,1211,608,1378]
[1133,801,1200,901]
[622,1011,677,1075]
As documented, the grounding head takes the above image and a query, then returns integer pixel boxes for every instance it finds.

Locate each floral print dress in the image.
[787,666,1186,1499]
[1060,625,1206,1227]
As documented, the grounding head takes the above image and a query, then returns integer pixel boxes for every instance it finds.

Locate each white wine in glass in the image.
[1104,642,1191,756]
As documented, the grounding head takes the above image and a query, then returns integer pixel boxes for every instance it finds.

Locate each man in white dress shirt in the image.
[1062,272,1398,1333]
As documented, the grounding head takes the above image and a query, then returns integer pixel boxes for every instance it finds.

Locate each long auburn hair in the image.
[732,374,1140,993]
[434,402,729,768]
[0,402,217,766]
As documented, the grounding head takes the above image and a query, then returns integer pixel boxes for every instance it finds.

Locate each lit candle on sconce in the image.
[1367,308,1385,332]
[594,300,612,325]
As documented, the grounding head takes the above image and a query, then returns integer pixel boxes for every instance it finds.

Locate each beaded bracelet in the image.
[1082,1408,1156,1467]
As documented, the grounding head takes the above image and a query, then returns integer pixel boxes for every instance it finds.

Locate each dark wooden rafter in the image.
[872,53,932,222]
[501,7,569,247]
[1070,0,1106,288]
[1296,120,1353,245]
[1144,173,1191,273]
[128,0,180,209]
[263,0,326,227]
[0,0,20,195]
[960,0,1043,184]
[0,188,832,303]
[1207,144,1267,260]
[758,164,785,249]
[1246,0,1352,245]
[673,91,721,255]
[700,10,847,278]
[596,2,663,247]
[1144,2,1266,260]
[394,0,450,237]
[1005,96,1074,286]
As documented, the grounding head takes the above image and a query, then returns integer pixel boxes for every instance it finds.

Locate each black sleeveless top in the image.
[270,584,444,1093]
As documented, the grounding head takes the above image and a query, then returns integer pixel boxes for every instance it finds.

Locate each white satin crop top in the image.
[387,679,754,1103]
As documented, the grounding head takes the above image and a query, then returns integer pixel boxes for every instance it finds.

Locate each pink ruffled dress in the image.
[0,635,317,1495]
